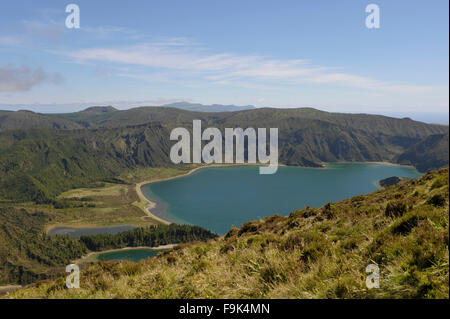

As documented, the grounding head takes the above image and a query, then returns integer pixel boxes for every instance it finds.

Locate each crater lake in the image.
[141,163,421,235]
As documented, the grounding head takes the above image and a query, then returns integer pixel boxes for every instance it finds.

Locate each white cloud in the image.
[64,40,445,96]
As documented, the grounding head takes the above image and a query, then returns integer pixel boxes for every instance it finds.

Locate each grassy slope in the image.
[8,168,448,299]
[396,133,449,172]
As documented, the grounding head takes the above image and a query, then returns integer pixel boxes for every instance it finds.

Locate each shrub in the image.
[46,277,65,294]
[339,237,358,251]
[391,215,421,235]
[120,262,142,276]
[224,227,239,239]
[238,222,259,236]
[300,245,324,264]
[427,194,446,207]
[192,259,208,272]
[385,201,407,218]
[280,232,304,251]
[259,265,286,285]
[321,202,335,219]
[220,242,234,254]
[166,255,177,265]
[94,276,112,291]
[430,176,446,190]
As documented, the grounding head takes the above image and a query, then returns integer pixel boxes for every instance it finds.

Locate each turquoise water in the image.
[96,249,162,262]
[142,163,421,235]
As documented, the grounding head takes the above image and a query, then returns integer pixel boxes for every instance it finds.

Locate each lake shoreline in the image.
[46,161,419,233]
[136,163,286,225]
[137,161,418,226]
[73,244,175,264]
[322,161,416,169]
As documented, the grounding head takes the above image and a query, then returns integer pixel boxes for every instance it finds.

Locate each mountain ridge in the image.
[0,107,448,203]
[162,101,256,112]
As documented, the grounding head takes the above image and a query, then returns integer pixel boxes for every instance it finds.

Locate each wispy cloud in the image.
[4,20,147,47]
[77,25,145,41]
[64,40,441,94]
[0,65,64,92]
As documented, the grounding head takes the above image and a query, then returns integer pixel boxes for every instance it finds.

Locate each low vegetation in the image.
[0,208,87,285]
[0,166,192,233]
[7,168,448,299]
[0,207,217,286]
[79,224,218,251]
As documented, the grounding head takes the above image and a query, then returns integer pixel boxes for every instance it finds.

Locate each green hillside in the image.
[49,107,448,138]
[395,133,449,172]
[0,107,448,203]
[0,207,217,285]
[0,207,87,285]
[0,124,172,202]
[7,168,448,299]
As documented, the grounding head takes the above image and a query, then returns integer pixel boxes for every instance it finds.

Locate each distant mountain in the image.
[0,110,83,132]
[162,102,256,112]
[80,106,118,113]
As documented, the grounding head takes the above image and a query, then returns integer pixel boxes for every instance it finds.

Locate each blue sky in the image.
[0,0,448,122]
